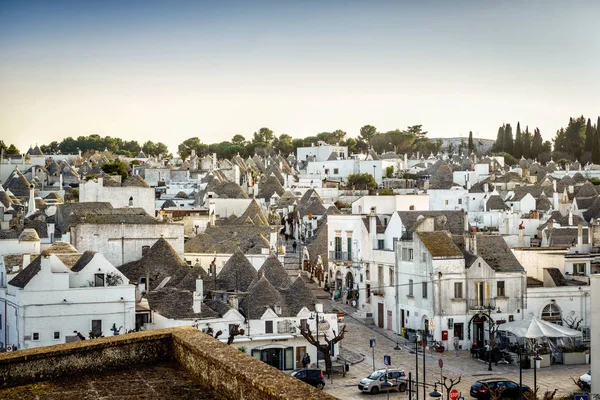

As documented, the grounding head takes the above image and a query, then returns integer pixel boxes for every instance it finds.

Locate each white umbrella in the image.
[497,317,582,339]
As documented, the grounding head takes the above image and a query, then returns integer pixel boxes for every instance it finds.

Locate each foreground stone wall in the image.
[0,327,336,400]
[0,330,173,388]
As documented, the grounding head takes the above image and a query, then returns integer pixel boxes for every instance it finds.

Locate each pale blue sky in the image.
[1,1,599,154]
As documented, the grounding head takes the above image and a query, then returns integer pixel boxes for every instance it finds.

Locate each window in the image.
[574,263,586,275]
[408,249,413,260]
[377,265,383,289]
[454,282,463,299]
[389,268,394,287]
[458,198,462,204]
[445,200,449,205]
[300,319,308,331]
[421,252,427,262]
[324,169,330,175]
[409,205,415,210]
[333,168,339,174]
[366,284,371,301]
[265,320,273,333]
[402,248,414,261]
[33,332,40,341]
[409,280,414,296]
[366,264,370,280]
[54,332,60,340]
[454,322,464,340]
[92,320,102,336]
[94,273,105,287]
[378,239,384,250]
[422,282,428,298]
[497,281,505,297]
[541,303,562,322]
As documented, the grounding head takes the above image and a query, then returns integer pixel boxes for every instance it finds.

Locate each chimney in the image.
[41,253,51,273]
[463,212,469,233]
[26,184,36,217]
[369,207,377,249]
[209,200,216,227]
[270,231,277,250]
[193,279,203,313]
[472,234,477,255]
[212,152,217,170]
[588,224,593,246]
[518,226,524,248]
[553,180,557,192]
[59,172,63,188]
[569,184,574,194]
[578,223,583,251]
[404,153,408,169]
[22,254,31,268]
[484,183,489,193]
[568,208,574,226]
[229,294,239,310]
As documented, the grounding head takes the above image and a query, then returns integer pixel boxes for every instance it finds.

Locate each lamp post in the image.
[518,349,523,400]
[533,348,542,396]
[423,329,426,400]
[411,334,419,400]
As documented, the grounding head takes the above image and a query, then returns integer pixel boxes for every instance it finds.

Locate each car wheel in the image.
[370,387,379,395]
[398,382,407,392]
[316,383,324,390]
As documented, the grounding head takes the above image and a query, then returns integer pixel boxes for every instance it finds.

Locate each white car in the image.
[358,369,407,394]
[579,370,591,390]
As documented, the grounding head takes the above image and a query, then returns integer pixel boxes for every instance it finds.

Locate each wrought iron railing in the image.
[329,251,353,262]
[468,298,496,311]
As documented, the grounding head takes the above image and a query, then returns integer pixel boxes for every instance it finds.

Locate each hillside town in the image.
[0,137,598,397]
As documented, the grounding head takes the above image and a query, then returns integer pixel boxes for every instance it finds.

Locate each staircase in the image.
[282,240,330,299]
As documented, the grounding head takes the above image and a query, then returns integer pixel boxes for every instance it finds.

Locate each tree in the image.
[358,125,377,150]
[330,129,347,144]
[594,122,600,164]
[522,126,532,159]
[346,173,377,190]
[503,123,513,155]
[493,125,505,152]
[585,118,594,150]
[252,127,274,147]
[272,134,294,156]
[299,323,347,377]
[435,375,462,399]
[467,131,474,153]
[231,134,246,146]
[530,128,543,158]
[6,144,20,155]
[177,137,208,160]
[555,116,586,158]
[101,160,129,180]
[514,122,522,158]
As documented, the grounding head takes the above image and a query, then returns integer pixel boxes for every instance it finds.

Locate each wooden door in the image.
[378,303,384,328]
[296,346,306,368]
[387,310,392,330]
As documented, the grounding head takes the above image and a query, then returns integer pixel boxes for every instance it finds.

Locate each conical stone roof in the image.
[240,275,285,319]
[216,248,257,292]
[258,254,292,289]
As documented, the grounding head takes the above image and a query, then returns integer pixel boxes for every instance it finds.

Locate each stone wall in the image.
[0,327,336,400]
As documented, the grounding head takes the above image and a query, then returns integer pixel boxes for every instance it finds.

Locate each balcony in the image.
[468,298,496,311]
[329,251,354,262]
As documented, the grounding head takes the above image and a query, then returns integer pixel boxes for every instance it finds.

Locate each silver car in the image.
[358,368,407,394]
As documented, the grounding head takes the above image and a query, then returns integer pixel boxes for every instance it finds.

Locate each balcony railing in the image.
[468,298,496,311]
[329,251,354,262]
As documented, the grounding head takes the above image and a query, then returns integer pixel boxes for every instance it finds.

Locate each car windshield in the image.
[367,372,383,380]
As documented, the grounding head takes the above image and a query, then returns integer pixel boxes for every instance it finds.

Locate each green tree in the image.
[346,173,377,190]
[593,121,600,164]
[531,128,543,158]
[231,134,246,146]
[561,116,586,159]
[468,131,474,153]
[41,141,60,154]
[343,137,359,154]
[358,125,377,151]
[493,125,505,152]
[101,160,129,180]
[503,123,513,155]
[6,144,20,155]
[514,122,522,158]
[585,118,594,151]
[522,126,532,159]
[272,134,294,156]
[252,127,274,147]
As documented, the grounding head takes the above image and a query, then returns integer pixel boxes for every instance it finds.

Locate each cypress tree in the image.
[494,125,505,152]
[468,131,474,153]
[514,122,522,158]
[522,126,531,159]
[531,128,543,159]
[593,118,600,164]
[504,123,513,155]
[585,118,594,150]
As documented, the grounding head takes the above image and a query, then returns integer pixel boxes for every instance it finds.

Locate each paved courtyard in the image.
[322,301,587,399]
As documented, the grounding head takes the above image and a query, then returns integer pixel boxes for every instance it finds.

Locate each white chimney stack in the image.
[193,279,203,314]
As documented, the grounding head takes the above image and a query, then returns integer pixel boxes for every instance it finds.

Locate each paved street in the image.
[322,300,587,399]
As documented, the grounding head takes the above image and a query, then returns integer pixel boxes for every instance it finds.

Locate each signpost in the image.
[384,355,391,366]
[450,388,460,400]
[574,394,589,400]
[370,339,376,371]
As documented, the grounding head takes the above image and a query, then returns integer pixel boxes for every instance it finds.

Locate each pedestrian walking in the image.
[292,241,297,253]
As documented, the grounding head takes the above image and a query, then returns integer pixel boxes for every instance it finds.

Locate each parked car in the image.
[358,368,407,394]
[470,378,530,399]
[578,370,591,390]
[289,368,326,390]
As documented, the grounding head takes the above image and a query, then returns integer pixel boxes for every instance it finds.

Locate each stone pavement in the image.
[322,300,588,399]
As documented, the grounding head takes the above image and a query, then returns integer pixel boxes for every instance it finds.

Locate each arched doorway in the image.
[541,303,562,324]
[472,315,488,348]
[345,271,354,288]
[335,270,342,289]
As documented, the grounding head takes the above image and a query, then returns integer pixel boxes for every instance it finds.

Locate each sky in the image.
[1,0,599,155]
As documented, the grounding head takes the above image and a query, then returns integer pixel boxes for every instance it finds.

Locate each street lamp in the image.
[309,303,326,369]
[533,351,542,396]
[429,384,442,398]
[409,334,419,400]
